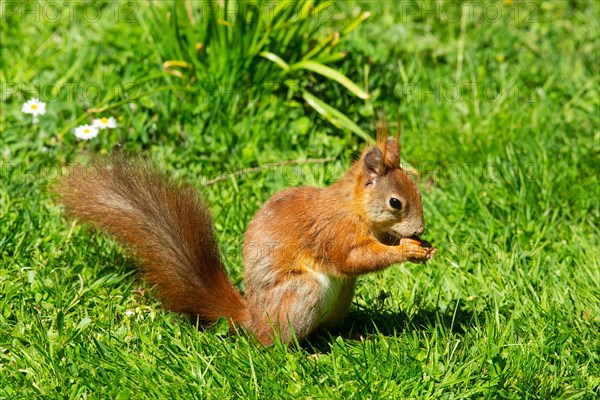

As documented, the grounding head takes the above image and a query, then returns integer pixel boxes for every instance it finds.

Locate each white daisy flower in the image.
[21,98,47,116]
[74,124,99,140]
[92,116,118,130]
[22,98,47,124]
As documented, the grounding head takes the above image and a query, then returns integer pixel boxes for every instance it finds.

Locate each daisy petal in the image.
[74,124,99,140]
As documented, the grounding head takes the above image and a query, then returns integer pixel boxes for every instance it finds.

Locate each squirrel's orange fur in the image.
[55,132,435,344]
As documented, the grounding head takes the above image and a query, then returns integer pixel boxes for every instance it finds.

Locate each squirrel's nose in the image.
[413,224,424,237]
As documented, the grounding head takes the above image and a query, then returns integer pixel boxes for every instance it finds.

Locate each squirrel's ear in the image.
[362,147,384,185]
[384,139,400,168]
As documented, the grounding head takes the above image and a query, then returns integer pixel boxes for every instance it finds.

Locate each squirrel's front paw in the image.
[418,238,437,260]
[424,246,437,260]
[398,238,436,263]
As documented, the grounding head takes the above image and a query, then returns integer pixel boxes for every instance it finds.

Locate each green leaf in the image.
[56,310,64,336]
[259,51,290,71]
[301,89,371,142]
[116,388,132,400]
[302,32,337,61]
[76,317,92,332]
[292,60,370,99]
[340,11,371,36]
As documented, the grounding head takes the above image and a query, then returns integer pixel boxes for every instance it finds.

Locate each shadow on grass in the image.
[303,301,479,353]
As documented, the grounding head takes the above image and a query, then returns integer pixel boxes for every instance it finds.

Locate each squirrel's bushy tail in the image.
[55,155,248,325]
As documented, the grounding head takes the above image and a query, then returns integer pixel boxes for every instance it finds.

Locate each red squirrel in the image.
[55,127,436,344]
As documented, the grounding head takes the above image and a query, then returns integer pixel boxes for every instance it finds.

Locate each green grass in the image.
[1,0,599,398]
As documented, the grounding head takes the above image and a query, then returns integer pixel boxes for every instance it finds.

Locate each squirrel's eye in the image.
[389,197,402,210]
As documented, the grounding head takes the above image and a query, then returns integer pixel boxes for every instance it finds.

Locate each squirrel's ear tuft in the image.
[384,139,400,169]
[362,147,384,185]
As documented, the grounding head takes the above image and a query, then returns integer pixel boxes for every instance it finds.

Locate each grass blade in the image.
[301,89,371,141]
[292,60,370,99]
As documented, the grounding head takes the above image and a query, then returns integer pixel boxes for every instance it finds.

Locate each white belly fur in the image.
[314,272,344,322]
